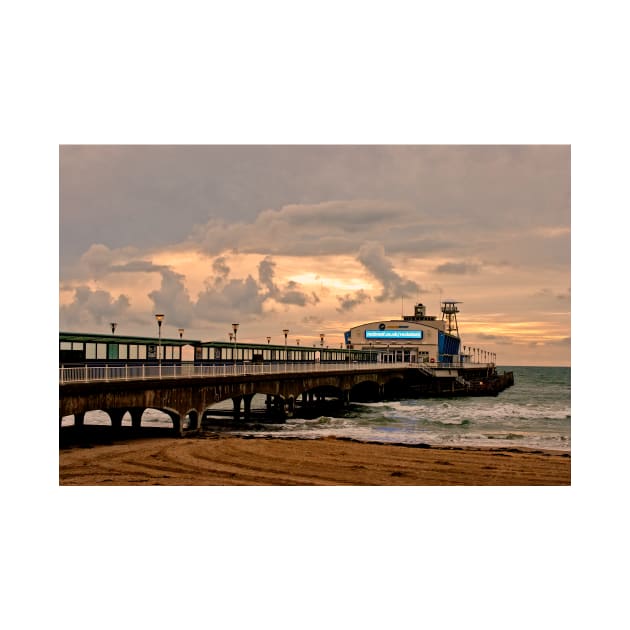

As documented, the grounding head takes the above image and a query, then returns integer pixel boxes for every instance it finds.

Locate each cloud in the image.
[210,256,231,288]
[147,267,196,327]
[193,255,318,323]
[434,261,481,274]
[191,199,417,257]
[60,286,131,328]
[336,290,371,312]
[357,242,421,302]
[195,274,266,322]
[257,256,318,306]
[533,287,571,301]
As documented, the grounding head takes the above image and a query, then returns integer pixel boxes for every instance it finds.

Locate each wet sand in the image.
[59,428,570,485]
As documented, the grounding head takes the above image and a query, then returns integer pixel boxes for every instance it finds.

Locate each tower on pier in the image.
[441,301,461,338]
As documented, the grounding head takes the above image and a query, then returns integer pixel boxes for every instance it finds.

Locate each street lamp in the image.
[267,336,271,344]
[283,329,289,346]
[296,339,300,346]
[232,323,239,367]
[155,313,164,375]
[110,322,117,335]
[320,333,325,347]
[178,328,184,339]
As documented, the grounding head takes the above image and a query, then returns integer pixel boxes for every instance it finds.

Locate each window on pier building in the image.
[119,344,128,360]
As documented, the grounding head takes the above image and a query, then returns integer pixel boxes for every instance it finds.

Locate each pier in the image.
[59,361,513,436]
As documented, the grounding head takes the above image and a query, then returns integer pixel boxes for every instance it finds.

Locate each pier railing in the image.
[59,361,495,384]
[59,361,402,384]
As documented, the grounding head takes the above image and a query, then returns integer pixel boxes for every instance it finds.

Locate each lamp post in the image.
[267,336,271,344]
[178,328,184,339]
[320,333,325,347]
[283,329,289,346]
[232,323,239,368]
[155,313,164,376]
[110,322,117,335]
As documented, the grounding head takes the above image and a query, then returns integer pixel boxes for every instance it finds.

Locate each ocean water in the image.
[231,366,571,451]
[63,366,570,451]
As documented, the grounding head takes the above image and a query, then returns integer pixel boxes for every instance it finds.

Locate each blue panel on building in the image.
[438,331,460,362]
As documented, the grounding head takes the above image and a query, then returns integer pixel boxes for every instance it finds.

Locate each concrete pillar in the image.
[232,396,243,420]
[187,410,200,431]
[271,395,286,419]
[287,396,295,417]
[108,409,125,430]
[130,408,143,429]
[243,394,255,419]
[172,414,183,437]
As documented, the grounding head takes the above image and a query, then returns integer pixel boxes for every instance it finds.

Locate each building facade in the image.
[344,303,462,364]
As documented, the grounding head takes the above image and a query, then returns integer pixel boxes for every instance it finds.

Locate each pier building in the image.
[344,302,465,364]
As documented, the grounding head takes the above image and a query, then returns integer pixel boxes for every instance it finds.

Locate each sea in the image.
[64,366,571,451]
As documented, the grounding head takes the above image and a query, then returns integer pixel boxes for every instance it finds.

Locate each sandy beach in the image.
[59,428,570,485]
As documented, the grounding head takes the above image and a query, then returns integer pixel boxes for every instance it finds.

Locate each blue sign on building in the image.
[365,330,423,339]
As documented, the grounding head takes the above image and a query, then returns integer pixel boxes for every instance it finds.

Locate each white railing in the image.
[59,361,495,384]
[59,361,403,384]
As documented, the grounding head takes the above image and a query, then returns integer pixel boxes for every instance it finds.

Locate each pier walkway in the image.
[59,361,503,436]
[60,361,418,435]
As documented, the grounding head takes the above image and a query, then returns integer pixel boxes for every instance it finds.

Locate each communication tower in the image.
[441,300,461,337]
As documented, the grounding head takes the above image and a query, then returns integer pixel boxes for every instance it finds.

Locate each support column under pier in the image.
[130,408,143,430]
[243,394,255,420]
[270,395,286,420]
[108,409,126,432]
[286,396,295,417]
[169,411,183,437]
[232,396,243,421]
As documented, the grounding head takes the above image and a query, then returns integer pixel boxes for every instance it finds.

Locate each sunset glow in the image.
[60,145,570,365]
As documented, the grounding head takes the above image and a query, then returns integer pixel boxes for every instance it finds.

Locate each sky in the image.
[59,144,570,365]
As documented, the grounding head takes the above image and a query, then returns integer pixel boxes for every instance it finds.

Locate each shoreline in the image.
[59,428,571,486]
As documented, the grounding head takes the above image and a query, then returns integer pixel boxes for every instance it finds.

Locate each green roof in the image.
[59,331,197,346]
